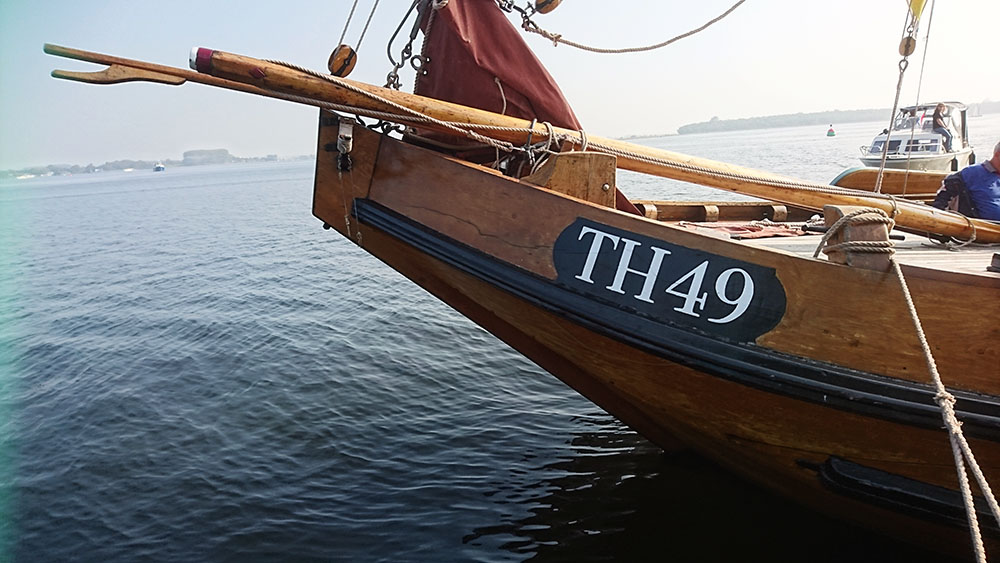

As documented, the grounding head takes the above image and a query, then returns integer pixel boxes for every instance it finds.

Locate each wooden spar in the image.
[190,48,1000,244]
[44,43,317,109]
[45,43,1000,243]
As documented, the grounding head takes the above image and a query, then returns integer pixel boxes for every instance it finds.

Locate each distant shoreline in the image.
[9,101,998,176]
[622,101,999,139]
[1,149,314,181]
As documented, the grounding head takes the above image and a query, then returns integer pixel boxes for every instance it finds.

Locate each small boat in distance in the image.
[858,102,975,171]
[153,163,165,171]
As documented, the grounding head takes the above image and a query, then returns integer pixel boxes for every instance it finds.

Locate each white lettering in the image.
[665,261,709,317]
[575,226,620,284]
[606,239,672,303]
[707,268,755,324]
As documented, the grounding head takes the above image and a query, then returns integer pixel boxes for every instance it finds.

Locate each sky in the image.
[1,0,997,170]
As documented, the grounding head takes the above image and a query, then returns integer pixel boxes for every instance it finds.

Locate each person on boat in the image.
[932,103,954,152]
[930,140,1000,220]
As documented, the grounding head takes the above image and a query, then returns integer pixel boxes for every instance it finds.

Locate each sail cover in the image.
[416,0,640,214]
[415,0,581,129]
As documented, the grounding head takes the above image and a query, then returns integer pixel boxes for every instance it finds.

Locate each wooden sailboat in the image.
[44,0,1000,557]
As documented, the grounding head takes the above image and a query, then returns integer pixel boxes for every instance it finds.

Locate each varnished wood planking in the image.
[832,167,945,198]
[349,135,998,390]
[347,216,998,555]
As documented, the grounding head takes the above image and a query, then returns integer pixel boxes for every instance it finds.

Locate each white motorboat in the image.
[859,102,975,171]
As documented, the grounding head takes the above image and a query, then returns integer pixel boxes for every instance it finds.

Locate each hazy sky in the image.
[1,0,997,169]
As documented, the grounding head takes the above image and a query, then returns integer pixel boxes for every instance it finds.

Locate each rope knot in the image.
[934,390,957,408]
[812,208,896,259]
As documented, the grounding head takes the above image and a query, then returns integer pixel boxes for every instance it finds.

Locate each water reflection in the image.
[467,414,957,562]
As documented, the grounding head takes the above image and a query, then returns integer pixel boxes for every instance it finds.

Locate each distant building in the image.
[182,149,235,166]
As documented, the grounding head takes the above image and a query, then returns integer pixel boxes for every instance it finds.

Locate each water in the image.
[3,117,999,562]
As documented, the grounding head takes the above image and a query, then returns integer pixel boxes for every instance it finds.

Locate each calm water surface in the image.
[3,116,999,562]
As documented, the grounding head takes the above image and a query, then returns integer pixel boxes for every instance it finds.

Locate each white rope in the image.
[815,207,1000,563]
[494,77,507,116]
[892,260,999,563]
[266,59,517,152]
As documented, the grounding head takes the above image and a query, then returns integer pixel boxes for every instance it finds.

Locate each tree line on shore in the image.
[2,149,293,180]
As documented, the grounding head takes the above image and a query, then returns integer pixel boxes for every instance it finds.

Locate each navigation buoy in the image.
[827,125,836,137]
[328,44,357,77]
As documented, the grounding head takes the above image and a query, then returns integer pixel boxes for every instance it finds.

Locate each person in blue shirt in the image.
[931,140,1000,221]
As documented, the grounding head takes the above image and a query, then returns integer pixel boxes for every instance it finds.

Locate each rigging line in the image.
[265,58,516,152]
[521,0,746,54]
[338,0,361,47]
[356,0,382,51]
[874,6,920,196]
[900,0,938,194]
[914,0,936,106]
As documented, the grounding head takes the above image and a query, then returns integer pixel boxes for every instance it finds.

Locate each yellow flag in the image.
[909,0,926,20]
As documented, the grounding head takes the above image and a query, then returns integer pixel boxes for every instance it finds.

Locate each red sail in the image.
[416,0,581,129]
[415,0,640,214]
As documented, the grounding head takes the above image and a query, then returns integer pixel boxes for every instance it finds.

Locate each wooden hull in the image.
[859,149,973,172]
[313,117,1000,555]
[831,167,945,201]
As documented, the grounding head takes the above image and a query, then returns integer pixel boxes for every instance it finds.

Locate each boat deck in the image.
[636,200,998,278]
[747,231,998,277]
[667,222,999,278]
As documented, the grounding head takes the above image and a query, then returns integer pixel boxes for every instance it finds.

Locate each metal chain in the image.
[385,0,429,89]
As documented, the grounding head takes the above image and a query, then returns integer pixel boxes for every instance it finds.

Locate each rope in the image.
[337,0,360,47]
[815,207,1000,563]
[893,255,1000,563]
[266,59,517,153]
[258,58,971,243]
[811,208,895,258]
[494,77,507,115]
[873,8,920,195]
[913,0,937,120]
[896,0,938,193]
[356,0,381,51]
[520,0,746,54]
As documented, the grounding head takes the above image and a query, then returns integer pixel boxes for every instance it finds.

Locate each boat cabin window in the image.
[905,138,939,153]
[893,115,919,131]
[870,140,903,154]
[870,138,939,155]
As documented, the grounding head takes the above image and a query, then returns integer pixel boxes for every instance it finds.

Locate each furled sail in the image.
[415,0,640,214]
[415,0,581,129]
